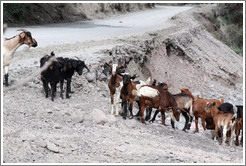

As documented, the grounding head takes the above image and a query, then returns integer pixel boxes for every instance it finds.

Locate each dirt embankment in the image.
[3,4,243,164]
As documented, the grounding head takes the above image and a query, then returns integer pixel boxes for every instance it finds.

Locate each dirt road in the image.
[3,6,192,47]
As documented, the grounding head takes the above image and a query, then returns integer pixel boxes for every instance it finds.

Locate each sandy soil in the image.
[2,4,244,164]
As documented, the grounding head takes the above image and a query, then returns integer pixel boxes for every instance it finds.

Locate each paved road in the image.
[3,6,192,48]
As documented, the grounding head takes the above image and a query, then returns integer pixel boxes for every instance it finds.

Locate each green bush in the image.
[3,3,30,22]
[207,3,243,57]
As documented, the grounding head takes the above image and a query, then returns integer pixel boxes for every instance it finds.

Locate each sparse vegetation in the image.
[204,3,243,56]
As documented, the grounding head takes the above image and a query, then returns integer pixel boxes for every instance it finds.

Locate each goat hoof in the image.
[129,115,133,119]
[123,116,126,120]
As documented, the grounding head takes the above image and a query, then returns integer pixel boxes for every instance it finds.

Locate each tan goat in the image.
[204,102,237,146]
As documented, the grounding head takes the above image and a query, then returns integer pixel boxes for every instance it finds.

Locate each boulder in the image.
[91,108,108,125]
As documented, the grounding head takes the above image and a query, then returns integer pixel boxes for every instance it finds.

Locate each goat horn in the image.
[75,56,80,60]
[16,29,29,33]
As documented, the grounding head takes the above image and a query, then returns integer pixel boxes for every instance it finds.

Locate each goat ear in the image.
[152,79,157,86]
[118,65,124,70]
[19,32,26,39]
[118,72,123,77]
[130,74,138,80]
[105,62,112,69]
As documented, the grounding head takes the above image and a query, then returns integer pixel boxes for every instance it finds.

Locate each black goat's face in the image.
[122,74,131,86]
[121,74,137,86]
[75,60,90,75]
[157,82,168,90]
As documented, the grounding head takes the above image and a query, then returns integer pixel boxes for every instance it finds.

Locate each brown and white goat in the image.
[134,85,179,128]
[149,87,193,131]
[192,97,224,133]
[119,73,151,119]
[3,29,38,86]
[105,63,124,116]
[204,102,237,146]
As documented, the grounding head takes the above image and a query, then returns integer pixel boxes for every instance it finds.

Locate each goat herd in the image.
[3,29,243,148]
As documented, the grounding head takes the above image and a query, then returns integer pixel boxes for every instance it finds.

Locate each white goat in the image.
[3,29,37,86]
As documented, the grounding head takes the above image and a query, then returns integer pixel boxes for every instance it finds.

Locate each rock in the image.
[72,110,84,123]
[54,124,62,129]
[36,138,47,148]
[115,145,127,152]
[85,72,96,82]
[91,108,108,124]
[46,142,60,153]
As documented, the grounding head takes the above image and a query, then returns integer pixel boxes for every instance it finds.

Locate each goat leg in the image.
[150,109,160,123]
[140,100,146,124]
[230,125,235,147]
[181,111,189,131]
[60,80,64,99]
[42,79,49,98]
[160,109,165,126]
[145,107,152,121]
[170,111,175,129]
[66,79,71,99]
[187,116,193,130]
[110,93,114,115]
[214,126,219,141]
[51,82,56,101]
[241,130,243,144]
[194,117,199,133]
[122,99,127,120]
[4,73,9,86]
[128,102,134,119]
[201,118,206,131]
[134,100,141,118]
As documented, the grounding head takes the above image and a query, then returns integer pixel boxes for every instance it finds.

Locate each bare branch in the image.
[3,56,56,91]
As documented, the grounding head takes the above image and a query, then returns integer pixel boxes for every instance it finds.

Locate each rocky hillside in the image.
[3,3,155,26]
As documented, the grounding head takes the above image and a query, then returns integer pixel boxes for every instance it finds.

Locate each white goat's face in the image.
[112,64,118,75]
[20,32,38,47]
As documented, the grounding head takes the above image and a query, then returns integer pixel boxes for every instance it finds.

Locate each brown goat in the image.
[150,88,194,131]
[192,97,224,133]
[204,102,236,146]
[235,105,243,146]
[105,63,124,116]
[135,85,179,128]
[119,73,150,119]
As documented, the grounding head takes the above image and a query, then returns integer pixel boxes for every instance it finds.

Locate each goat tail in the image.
[145,76,152,85]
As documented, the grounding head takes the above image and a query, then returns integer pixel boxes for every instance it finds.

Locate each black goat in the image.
[56,57,90,99]
[40,52,90,101]
[40,51,63,101]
